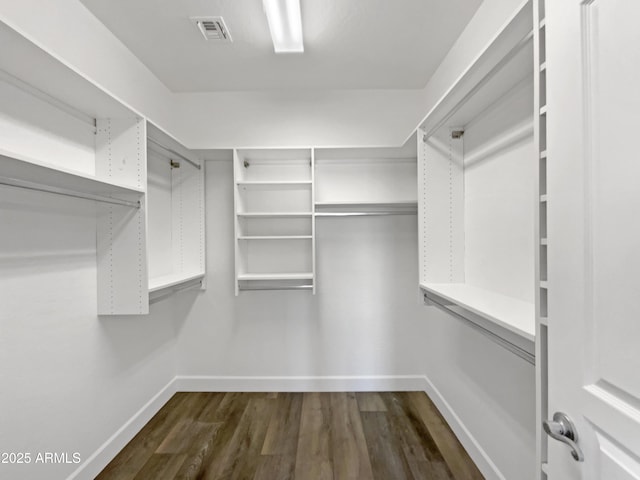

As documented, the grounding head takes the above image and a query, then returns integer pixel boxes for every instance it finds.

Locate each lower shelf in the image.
[421,283,535,362]
[238,273,313,281]
[237,273,314,292]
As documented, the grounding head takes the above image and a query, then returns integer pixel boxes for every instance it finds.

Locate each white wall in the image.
[175,159,427,383]
[464,78,535,302]
[172,90,425,149]
[422,307,536,479]
[0,188,178,480]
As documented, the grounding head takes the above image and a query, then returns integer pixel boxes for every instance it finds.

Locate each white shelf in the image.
[540,238,548,245]
[540,105,547,115]
[540,150,547,159]
[237,212,313,218]
[421,283,535,342]
[540,62,547,72]
[0,150,144,198]
[238,273,314,281]
[540,281,548,289]
[540,194,548,202]
[539,19,546,29]
[238,235,312,240]
[315,201,417,207]
[237,181,311,187]
[149,272,205,293]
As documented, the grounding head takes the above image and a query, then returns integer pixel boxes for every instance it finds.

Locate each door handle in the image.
[543,412,584,462]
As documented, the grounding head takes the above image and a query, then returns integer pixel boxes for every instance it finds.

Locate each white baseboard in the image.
[67,378,177,480]
[174,374,428,392]
[422,374,504,480]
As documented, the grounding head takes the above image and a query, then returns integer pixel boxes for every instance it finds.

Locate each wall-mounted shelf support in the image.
[148,138,201,170]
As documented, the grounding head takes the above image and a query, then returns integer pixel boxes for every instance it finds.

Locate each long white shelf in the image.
[0,150,144,197]
[238,235,312,240]
[315,201,417,207]
[238,273,314,281]
[149,272,205,293]
[421,283,535,342]
[237,212,313,218]
[237,180,312,187]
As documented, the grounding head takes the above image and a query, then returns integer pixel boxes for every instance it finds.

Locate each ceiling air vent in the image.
[191,16,232,42]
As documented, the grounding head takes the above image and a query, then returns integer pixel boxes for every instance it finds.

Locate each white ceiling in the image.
[78,0,482,93]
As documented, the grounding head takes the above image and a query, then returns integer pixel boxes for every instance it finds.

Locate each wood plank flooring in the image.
[97,392,484,480]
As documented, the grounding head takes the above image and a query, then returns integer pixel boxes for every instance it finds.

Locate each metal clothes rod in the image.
[148,138,201,170]
[425,293,535,365]
[0,69,96,131]
[0,177,140,209]
[149,279,203,304]
[423,30,534,139]
[240,285,313,291]
[315,211,417,217]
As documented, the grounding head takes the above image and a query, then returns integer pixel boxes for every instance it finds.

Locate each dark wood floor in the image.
[97,391,484,480]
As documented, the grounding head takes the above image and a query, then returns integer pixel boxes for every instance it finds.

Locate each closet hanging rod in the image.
[315,211,417,217]
[423,30,534,139]
[425,293,535,365]
[0,69,96,131]
[147,138,201,170]
[0,176,140,208]
[150,278,203,304]
[240,285,313,291]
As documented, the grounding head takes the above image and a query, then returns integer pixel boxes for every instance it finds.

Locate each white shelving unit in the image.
[534,0,549,476]
[0,22,150,315]
[146,123,206,301]
[0,22,206,314]
[314,143,417,216]
[418,0,536,361]
[233,148,315,294]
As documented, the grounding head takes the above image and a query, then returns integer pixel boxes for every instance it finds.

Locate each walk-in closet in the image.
[1,0,638,478]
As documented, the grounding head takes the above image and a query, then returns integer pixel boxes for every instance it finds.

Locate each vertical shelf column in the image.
[233,149,314,294]
[534,0,549,477]
[311,148,317,294]
[96,117,149,315]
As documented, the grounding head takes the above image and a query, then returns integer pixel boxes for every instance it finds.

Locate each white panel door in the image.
[547,0,640,478]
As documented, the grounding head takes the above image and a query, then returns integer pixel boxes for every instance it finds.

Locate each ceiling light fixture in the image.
[262,0,304,53]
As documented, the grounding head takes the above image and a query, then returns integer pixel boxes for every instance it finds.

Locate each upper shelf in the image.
[421,282,535,343]
[419,1,533,136]
[0,21,134,120]
[0,150,144,206]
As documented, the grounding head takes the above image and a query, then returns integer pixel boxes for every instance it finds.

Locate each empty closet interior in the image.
[0,0,547,479]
